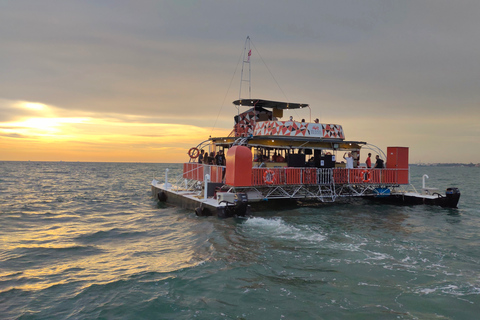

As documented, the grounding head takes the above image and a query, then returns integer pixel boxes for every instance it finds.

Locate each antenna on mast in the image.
[239,36,251,99]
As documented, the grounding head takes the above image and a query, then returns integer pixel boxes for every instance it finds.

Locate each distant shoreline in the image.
[410,163,479,167]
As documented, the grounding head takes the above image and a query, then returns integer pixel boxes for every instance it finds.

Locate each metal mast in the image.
[239,36,251,99]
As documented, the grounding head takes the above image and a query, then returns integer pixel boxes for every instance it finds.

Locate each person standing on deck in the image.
[215,150,225,166]
[374,155,384,168]
[203,152,210,165]
[366,153,372,168]
[343,152,354,169]
[209,152,215,165]
[215,150,226,182]
[198,149,205,164]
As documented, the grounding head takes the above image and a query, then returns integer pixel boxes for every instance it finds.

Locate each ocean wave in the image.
[242,217,326,243]
[414,283,480,297]
[2,245,105,270]
[74,228,148,244]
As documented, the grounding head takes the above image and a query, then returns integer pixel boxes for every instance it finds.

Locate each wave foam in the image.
[242,217,326,243]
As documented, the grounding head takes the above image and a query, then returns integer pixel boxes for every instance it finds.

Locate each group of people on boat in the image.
[366,153,385,169]
[255,152,285,163]
[343,152,384,169]
[288,116,320,123]
[198,149,226,166]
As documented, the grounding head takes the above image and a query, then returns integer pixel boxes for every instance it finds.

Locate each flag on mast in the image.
[247,49,252,61]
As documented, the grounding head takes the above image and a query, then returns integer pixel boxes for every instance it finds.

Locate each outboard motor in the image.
[444,187,460,208]
[234,193,249,217]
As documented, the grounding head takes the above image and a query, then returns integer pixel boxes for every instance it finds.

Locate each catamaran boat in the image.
[151,38,460,217]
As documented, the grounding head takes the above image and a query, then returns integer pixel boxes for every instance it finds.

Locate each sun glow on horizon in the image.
[0,99,231,162]
[4,117,91,137]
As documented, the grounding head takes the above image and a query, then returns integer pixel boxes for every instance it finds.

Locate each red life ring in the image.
[263,170,275,185]
[188,147,200,159]
[360,170,371,183]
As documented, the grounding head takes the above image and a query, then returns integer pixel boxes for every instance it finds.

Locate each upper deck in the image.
[212,117,364,153]
[232,98,342,139]
[209,98,366,151]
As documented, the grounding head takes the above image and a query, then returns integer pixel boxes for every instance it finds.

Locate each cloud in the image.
[0,132,26,139]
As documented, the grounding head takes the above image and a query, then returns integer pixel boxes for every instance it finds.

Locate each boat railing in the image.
[252,167,333,186]
[251,167,409,186]
[182,163,409,186]
[183,163,225,183]
[332,168,408,185]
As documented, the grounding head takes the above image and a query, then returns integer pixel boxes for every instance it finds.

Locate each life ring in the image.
[188,147,200,159]
[263,170,275,185]
[360,170,371,183]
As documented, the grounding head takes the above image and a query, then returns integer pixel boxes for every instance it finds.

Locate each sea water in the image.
[0,162,479,319]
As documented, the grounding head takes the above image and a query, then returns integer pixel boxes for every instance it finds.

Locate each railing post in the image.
[165,168,169,190]
[422,174,429,189]
[204,174,210,200]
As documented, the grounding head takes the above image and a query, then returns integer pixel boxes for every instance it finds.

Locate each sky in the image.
[1,0,479,163]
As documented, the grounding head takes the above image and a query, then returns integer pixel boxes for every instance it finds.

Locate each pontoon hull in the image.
[151,181,250,218]
[369,188,460,208]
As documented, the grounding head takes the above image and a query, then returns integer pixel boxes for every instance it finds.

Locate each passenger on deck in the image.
[276,154,285,162]
[198,149,205,164]
[314,118,319,123]
[366,153,372,168]
[203,152,210,165]
[289,116,293,121]
[209,152,215,165]
[374,155,384,168]
[215,150,225,166]
[301,119,305,123]
[272,152,278,162]
[343,152,354,169]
